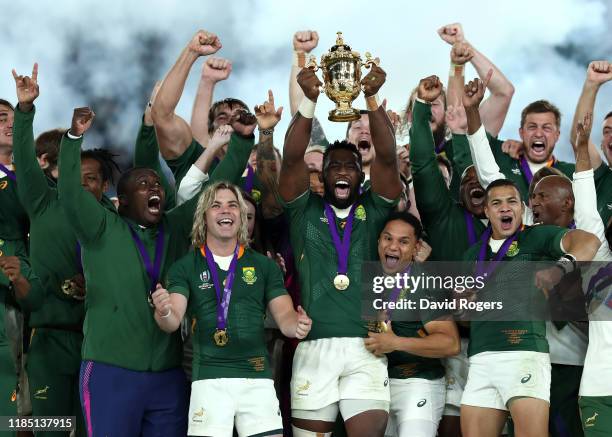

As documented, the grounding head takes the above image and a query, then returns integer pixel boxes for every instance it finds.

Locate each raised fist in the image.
[202,57,232,83]
[297,67,322,101]
[255,90,283,130]
[437,23,464,45]
[70,107,95,137]
[361,65,387,97]
[586,60,612,86]
[293,30,319,53]
[188,30,222,57]
[462,70,492,109]
[451,41,473,66]
[12,63,39,108]
[501,139,524,159]
[417,75,443,103]
[230,109,257,137]
[209,124,234,150]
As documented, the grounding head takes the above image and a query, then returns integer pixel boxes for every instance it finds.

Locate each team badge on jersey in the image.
[198,270,213,290]
[242,267,257,285]
[506,241,519,257]
[251,189,262,203]
[0,181,7,190]
[355,205,366,221]
[511,168,521,175]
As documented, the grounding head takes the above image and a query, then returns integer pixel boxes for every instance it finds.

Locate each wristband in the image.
[293,51,307,68]
[555,254,577,275]
[259,127,274,136]
[415,97,432,105]
[66,131,82,140]
[298,97,316,119]
[160,309,172,319]
[449,63,465,78]
[365,94,381,111]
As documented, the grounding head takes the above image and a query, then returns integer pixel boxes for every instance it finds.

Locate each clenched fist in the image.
[70,107,95,137]
[293,30,319,53]
[451,41,473,66]
[437,23,464,45]
[417,75,443,103]
[297,68,322,101]
[188,30,222,57]
[586,60,612,86]
[462,70,492,109]
[202,57,232,83]
[361,65,386,97]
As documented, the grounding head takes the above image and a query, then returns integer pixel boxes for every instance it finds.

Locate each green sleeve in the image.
[57,134,107,244]
[447,134,473,183]
[409,101,455,223]
[594,162,609,182]
[15,256,44,312]
[166,255,191,301]
[263,256,288,304]
[531,225,568,259]
[166,133,254,241]
[164,139,205,188]
[13,105,52,217]
[133,119,176,210]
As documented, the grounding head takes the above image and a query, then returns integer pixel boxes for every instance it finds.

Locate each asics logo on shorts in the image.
[192,407,205,423]
[520,374,532,384]
[417,399,427,407]
[297,380,311,395]
[585,412,598,427]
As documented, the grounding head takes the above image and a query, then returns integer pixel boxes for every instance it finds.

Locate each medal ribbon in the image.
[519,155,555,186]
[75,242,83,274]
[126,222,165,296]
[385,264,412,322]
[435,139,446,155]
[463,209,479,246]
[0,163,16,182]
[475,226,520,278]
[243,164,255,193]
[203,244,240,330]
[324,203,357,277]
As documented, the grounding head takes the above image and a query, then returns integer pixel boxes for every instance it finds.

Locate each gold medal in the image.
[376,321,389,333]
[333,274,350,291]
[213,329,229,347]
[61,279,74,296]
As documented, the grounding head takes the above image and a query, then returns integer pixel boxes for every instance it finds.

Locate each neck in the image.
[555,213,573,228]
[206,234,238,256]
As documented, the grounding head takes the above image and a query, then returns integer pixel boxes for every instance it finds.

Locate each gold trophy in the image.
[306,32,379,122]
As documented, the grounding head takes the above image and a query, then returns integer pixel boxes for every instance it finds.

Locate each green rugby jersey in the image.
[58,131,254,371]
[167,246,286,379]
[0,166,28,243]
[133,119,176,210]
[410,101,487,262]
[593,163,612,226]
[463,225,568,356]
[282,190,396,340]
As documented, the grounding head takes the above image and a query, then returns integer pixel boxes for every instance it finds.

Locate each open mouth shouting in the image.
[147,194,162,215]
[470,186,485,207]
[217,217,234,228]
[499,214,514,232]
[530,140,547,159]
[334,179,351,200]
[357,140,371,156]
[384,253,400,270]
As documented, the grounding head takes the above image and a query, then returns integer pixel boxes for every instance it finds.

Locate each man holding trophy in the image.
[279,33,402,437]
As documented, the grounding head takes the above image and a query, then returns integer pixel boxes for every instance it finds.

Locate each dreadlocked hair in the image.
[81,148,121,184]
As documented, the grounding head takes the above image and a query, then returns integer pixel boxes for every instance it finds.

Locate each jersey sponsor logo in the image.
[511,168,522,175]
[192,407,205,423]
[34,385,50,400]
[585,411,598,427]
[507,241,520,257]
[296,380,311,396]
[198,270,213,290]
[0,181,7,190]
[520,373,532,384]
[417,398,427,407]
[355,205,366,221]
[242,267,257,285]
[320,216,329,225]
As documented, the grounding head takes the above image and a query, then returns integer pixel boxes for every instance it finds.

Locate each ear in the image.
[484,205,491,220]
[37,153,49,169]
[518,127,525,142]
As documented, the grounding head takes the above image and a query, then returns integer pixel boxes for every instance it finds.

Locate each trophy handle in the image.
[305,55,320,72]
[361,52,380,70]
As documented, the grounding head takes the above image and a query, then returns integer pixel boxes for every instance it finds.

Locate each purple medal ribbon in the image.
[463,209,478,246]
[75,242,83,274]
[0,163,16,182]
[385,264,412,321]
[243,164,254,193]
[324,203,358,278]
[435,139,446,155]
[518,156,534,185]
[204,244,240,330]
[126,222,165,296]
[475,227,520,278]
[586,262,612,309]
[568,221,576,230]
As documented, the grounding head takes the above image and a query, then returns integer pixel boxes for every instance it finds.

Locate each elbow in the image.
[492,83,515,100]
[150,104,171,125]
[446,336,461,357]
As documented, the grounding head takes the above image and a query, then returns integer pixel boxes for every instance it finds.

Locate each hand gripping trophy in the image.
[306,32,379,122]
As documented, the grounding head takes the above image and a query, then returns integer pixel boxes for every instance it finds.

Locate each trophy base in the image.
[328,108,361,122]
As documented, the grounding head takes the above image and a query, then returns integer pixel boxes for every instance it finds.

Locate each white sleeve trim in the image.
[466,124,505,188]
[176,164,209,206]
[572,168,609,260]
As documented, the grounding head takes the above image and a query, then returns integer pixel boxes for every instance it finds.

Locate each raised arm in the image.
[363,65,401,200]
[569,60,611,170]
[289,30,319,115]
[190,57,232,147]
[279,68,320,202]
[12,64,51,216]
[134,82,176,209]
[57,108,107,244]
[152,30,221,160]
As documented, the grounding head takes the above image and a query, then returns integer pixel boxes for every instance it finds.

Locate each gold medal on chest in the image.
[213,329,229,347]
[334,274,350,291]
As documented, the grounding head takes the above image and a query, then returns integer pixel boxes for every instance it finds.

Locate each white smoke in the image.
[1,0,610,165]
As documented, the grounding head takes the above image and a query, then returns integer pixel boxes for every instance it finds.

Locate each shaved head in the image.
[531,175,574,227]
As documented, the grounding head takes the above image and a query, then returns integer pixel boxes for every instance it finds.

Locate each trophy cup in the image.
[306,32,379,122]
